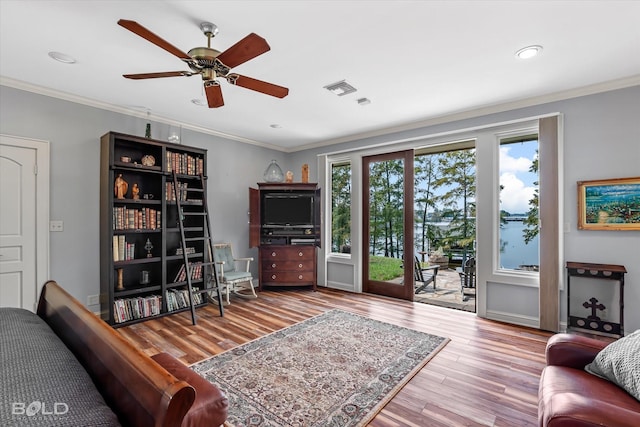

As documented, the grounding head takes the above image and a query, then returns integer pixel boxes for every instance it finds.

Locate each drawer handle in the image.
[298,264,303,268]
[272,263,277,268]
[298,275,303,280]
[271,252,276,257]
[271,274,277,280]
[298,252,303,257]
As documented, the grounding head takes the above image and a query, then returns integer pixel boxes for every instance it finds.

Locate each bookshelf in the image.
[99,131,210,327]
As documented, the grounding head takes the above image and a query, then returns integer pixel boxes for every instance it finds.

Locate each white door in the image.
[0,137,42,310]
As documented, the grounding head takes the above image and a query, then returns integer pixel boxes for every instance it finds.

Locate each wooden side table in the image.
[566,262,626,337]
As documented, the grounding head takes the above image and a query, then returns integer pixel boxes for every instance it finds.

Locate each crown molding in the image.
[291,74,640,153]
[3,74,638,154]
[0,76,287,152]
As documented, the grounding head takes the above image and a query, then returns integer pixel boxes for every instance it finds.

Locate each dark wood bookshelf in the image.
[100,131,210,327]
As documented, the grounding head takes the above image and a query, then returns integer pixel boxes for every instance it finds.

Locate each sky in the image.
[499,140,538,214]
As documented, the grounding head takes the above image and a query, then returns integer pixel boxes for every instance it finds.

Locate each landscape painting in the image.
[578,177,640,230]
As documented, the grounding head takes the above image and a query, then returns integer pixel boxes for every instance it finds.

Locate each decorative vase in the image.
[263,159,284,183]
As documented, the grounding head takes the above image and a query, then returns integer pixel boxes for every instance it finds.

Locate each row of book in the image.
[113,294,161,324]
[113,287,206,323]
[173,262,204,283]
[166,151,204,176]
[166,288,203,312]
[112,235,135,261]
[175,246,196,256]
[113,206,161,230]
[166,181,189,201]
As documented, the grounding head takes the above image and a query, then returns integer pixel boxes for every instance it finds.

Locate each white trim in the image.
[485,309,539,329]
[0,77,282,152]
[319,112,560,157]
[304,76,640,153]
[3,75,638,153]
[0,134,50,309]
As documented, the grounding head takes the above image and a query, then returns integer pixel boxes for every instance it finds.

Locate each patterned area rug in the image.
[191,309,449,427]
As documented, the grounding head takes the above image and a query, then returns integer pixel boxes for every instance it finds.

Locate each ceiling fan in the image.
[118,19,289,108]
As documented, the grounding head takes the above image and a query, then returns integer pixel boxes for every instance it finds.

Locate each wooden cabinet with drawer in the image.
[259,245,317,290]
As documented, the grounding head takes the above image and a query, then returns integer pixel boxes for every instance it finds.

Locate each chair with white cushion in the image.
[212,243,257,304]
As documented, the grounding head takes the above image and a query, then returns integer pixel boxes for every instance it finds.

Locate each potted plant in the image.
[428,247,450,269]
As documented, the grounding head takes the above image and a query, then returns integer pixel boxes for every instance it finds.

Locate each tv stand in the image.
[249,183,320,291]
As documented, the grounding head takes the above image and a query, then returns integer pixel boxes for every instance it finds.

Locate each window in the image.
[331,161,351,254]
[498,135,539,271]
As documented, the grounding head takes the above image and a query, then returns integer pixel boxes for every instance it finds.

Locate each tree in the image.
[331,164,351,252]
[433,149,476,260]
[368,159,404,258]
[523,152,539,244]
[414,153,440,255]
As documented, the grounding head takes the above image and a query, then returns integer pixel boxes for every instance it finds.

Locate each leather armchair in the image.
[538,333,640,427]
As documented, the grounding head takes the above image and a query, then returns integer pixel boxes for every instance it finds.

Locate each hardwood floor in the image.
[118,288,553,426]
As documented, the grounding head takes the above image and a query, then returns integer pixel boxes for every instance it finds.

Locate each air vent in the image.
[323,80,357,96]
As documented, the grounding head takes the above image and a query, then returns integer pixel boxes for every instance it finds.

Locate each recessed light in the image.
[515,45,543,59]
[48,51,77,64]
[270,124,282,129]
[191,98,207,106]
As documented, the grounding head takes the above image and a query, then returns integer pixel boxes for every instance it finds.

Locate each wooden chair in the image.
[414,256,439,294]
[212,243,257,305]
[459,256,476,301]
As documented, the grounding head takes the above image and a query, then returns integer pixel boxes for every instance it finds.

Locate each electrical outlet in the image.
[600,309,608,320]
[87,294,100,306]
[49,220,64,232]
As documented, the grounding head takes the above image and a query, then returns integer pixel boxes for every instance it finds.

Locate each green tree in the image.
[433,149,476,259]
[368,159,404,258]
[523,152,539,244]
[331,163,351,252]
[414,153,440,255]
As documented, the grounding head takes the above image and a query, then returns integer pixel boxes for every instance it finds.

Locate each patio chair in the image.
[459,256,476,301]
[414,256,439,294]
[212,243,258,305]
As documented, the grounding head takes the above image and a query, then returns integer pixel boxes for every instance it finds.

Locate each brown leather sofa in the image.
[31,280,228,426]
[538,333,640,427]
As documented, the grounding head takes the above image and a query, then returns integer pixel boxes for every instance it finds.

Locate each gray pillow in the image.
[585,329,640,401]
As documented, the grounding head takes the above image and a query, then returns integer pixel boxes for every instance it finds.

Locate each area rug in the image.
[191,309,449,427]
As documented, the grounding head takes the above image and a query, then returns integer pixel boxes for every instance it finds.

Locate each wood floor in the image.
[118,288,553,427]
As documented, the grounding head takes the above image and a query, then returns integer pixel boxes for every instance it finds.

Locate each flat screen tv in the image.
[262,193,314,227]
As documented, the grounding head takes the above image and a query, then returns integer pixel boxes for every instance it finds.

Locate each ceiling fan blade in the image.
[118,19,192,62]
[216,33,271,68]
[123,71,195,79]
[227,74,289,98]
[204,82,224,108]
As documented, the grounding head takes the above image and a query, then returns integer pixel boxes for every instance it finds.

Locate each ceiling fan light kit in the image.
[118,19,289,108]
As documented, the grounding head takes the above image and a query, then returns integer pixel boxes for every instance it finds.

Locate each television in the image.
[262,193,314,227]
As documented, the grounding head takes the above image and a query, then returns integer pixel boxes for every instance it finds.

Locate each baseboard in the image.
[485,309,539,329]
[326,281,357,293]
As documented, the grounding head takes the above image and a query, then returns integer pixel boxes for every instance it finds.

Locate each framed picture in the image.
[577,177,640,230]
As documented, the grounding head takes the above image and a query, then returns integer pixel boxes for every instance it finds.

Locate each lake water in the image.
[499,220,539,269]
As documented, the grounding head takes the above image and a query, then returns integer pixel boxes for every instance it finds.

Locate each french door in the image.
[362,150,414,300]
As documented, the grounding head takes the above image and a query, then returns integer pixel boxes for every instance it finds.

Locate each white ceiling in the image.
[1,1,639,151]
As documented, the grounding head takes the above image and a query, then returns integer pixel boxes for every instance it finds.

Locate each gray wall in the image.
[0,85,283,310]
[2,84,639,332]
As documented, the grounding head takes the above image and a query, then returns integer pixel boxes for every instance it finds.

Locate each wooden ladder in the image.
[172,171,224,325]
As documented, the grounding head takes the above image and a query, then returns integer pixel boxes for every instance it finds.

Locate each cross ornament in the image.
[583,297,605,320]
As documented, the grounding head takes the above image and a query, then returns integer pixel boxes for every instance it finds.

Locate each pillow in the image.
[585,329,640,401]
